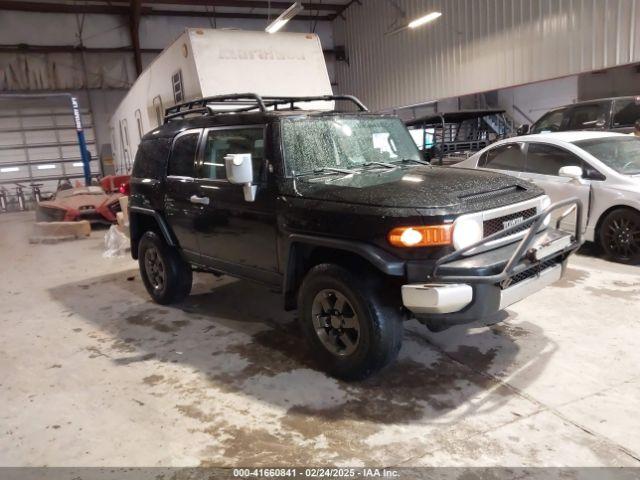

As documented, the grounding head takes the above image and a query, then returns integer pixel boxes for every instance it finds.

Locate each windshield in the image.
[574,136,640,175]
[282,116,422,175]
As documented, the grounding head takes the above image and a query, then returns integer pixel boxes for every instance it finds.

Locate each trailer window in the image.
[153,96,164,127]
[201,127,264,181]
[168,132,199,177]
[135,109,144,141]
[172,70,184,104]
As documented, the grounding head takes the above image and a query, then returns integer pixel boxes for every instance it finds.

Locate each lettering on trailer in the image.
[219,48,306,61]
[503,216,524,230]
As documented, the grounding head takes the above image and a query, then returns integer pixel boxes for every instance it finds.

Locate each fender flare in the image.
[129,206,176,248]
[282,233,405,309]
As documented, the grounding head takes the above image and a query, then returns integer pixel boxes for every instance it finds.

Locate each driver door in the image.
[521,142,590,233]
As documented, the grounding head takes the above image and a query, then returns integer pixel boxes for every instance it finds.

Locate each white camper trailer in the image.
[109,28,333,174]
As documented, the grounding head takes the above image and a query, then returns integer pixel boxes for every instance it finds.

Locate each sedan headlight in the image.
[452,217,483,251]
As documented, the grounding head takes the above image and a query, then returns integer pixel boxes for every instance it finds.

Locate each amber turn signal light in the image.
[388,225,453,248]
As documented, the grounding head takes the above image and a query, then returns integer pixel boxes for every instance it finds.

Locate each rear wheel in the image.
[138,231,192,304]
[599,208,640,265]
[298,263,403,380]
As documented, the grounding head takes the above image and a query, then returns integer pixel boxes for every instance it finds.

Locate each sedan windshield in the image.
[282,116,422,175]
[574,136,640,175]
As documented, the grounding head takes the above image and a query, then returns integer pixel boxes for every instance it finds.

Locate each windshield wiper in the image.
[311,167,353,175]
[399,158,430,166]
[361,161,396,169]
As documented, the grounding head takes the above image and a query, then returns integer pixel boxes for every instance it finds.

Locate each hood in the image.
[293,165,541,211]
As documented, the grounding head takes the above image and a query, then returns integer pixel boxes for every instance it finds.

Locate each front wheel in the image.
[298,263,403,381]
[138,231,192,304]
[599,208,640,265]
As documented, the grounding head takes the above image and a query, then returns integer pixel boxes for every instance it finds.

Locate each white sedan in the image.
[455,131,640,264]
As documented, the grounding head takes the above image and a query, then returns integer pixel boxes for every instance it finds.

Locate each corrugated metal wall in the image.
[334,0,640,111]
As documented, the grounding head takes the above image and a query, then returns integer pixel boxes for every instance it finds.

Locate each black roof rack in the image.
[163,93,368,123]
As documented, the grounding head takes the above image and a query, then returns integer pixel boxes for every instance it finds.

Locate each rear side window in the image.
[168,132,199,177]
[612,98,640,128]
[531,109,565,134]
[526,143,583,176]
[566,102,608,129]
[200,127,265,181]
[132,139,171,179]
[479,143,525,172]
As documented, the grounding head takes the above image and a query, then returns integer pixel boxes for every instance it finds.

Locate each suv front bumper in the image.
[401,198,583,324]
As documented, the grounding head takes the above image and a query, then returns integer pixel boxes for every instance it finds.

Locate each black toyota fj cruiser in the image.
[129,93,583,380]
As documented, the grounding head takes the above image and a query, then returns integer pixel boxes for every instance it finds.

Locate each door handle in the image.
[190,195,210,205]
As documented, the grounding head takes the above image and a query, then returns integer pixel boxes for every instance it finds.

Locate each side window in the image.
[566,103,608,129]
[168,132,199,177]
[526,143,583,176]
[612,98,640,128]
[531,109,565,133]
[200,127,265,181]
[479,143,525,172]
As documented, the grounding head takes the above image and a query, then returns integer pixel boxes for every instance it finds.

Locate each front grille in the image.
[459,186,524,203]
[483,207,537,238]
[502,258,560,289]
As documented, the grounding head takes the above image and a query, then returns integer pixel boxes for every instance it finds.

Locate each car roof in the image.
[510,131,628,143]
[554,95,638,110]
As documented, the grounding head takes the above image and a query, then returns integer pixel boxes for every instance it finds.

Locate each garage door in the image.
[0,104,99,207]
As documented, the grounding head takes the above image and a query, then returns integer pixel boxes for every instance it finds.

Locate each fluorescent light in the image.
[0,167,19,173]
[408,11,442,29]
[265,2,304,34]
[37,164,56,170]
[73,162,84,167]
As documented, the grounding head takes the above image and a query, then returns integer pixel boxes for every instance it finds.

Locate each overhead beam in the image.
[0,43,335,56]
[132,0,344,12]
[129,0,143,76]
[0,44,162,54]
[0,0,337,18]
[329,0,358,20]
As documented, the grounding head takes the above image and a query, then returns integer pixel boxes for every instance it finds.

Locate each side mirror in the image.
[224,153,256,202]
[558,165,583,181]
[517,124,530,135]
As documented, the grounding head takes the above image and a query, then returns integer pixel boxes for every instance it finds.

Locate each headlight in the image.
[540,195,551,227]
[452,217,483,250]
[388,225,452,248]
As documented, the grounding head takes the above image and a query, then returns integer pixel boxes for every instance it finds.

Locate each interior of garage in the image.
[1,0,640,476]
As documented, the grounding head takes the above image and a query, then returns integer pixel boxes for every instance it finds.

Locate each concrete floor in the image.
[1,211,640,467]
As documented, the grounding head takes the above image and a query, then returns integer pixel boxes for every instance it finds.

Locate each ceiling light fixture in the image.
[408,11,442,29]
[265,2,304,34]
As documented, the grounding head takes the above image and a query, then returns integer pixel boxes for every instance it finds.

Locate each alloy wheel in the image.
[311,289,361,356]
[144,247,166,292]
[604,214,640,261]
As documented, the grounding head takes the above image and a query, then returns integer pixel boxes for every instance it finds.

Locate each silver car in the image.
[455,131,640,264]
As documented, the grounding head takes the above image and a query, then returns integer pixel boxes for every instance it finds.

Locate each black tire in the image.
[598,208,640,265]
[298,263,403,381]
[138,231,192,304]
